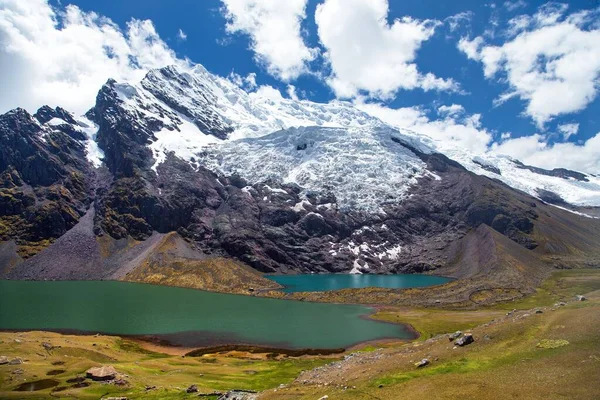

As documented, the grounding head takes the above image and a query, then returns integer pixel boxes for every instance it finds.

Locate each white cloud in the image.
[228,71,257,90]
[504,0,527,12]
[557,122,579,140]
[358,102,492,153]
[0,0,181,115]
[445,11,473,33]
[437,104,465,117]
[286,84,299,101]
[458,4,600,127]
[220,0,316,81]
[178,28,187,40]
[457,36,484,60]
[493,132,600,173]
[250,85,284,101]
[315,0,458,99]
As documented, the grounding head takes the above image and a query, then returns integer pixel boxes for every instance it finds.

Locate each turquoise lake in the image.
[266,273,452,293]
[0,280,414,349]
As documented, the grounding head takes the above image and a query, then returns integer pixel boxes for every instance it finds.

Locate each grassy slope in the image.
[0,333,331,399]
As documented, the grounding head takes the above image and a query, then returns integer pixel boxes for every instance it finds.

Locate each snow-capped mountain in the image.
[1,63,600,283]
[93,64,600,211]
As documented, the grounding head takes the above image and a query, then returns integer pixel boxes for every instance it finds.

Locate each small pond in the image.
[13,379,59,392]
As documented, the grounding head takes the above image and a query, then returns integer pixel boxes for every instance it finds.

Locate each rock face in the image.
[86,365,117,381]
[455,334,474,347]
[0,107,93,262]
[1,64,600,289]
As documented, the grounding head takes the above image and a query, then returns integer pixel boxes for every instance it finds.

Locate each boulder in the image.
[217,390,258,400]
[186,384,198,393]
[415,358,430,368]
[0,356,8,365]
[448,331,462,341]
[8,357,22,365]
[455,333,474,347]
[576,295,587,301]
[85,365,117,381]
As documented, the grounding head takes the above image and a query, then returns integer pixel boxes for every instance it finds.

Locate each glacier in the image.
[82,63,600,212]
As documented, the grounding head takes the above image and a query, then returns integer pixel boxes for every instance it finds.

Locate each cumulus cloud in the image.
[315,0,458,99]
[220,0,317,81]
[357,102,492,153]
[437,104,465,117]
[493,132,600,174]
[458,4,600,127]
[0,0,181,115]
[557,123,579,140]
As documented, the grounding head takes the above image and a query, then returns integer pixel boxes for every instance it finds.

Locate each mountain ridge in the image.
[1,63,599,303]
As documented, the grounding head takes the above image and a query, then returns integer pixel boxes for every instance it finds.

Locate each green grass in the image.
[115,339,169,359]
[372,357,488,386]
[372,308,505,341]
[0,332,332,400]
[489,269,600,310]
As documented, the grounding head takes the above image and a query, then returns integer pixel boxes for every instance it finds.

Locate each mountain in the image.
[1,64,599,302]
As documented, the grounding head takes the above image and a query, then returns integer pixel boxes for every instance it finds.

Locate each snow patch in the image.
[150,116,221,171]
[76,117,104,168]
[291,200,311,212]
[263,184,288,194]
[350,259,363,274]
[47,117,67,126]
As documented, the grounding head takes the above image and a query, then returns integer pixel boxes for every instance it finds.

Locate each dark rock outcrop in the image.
[0,107,93,259]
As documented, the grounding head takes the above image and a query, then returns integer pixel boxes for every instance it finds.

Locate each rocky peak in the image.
[34,105,77,125]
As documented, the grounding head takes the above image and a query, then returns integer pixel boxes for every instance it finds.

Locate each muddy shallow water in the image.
[13,379,59,391]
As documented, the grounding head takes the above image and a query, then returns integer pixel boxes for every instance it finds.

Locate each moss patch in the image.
[536,339,569,349]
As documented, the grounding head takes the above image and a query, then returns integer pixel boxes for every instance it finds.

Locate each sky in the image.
[1,0,599,174]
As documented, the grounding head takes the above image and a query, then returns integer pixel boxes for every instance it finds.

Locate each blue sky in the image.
[2,0,600,173]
